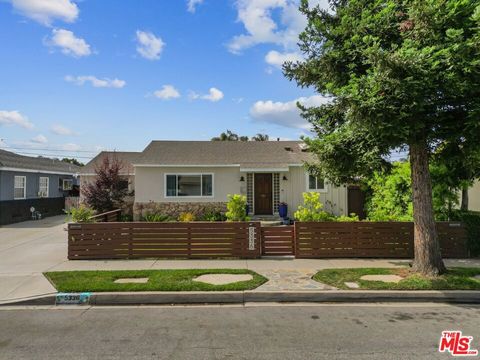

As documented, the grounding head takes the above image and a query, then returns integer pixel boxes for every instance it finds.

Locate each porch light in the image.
[240,176,245,182]
[282,175,288,181]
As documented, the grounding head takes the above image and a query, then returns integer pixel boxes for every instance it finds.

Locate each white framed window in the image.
[62,179,73,191]
[307,173,327,192]
[14,176,26,199]
[39,177,49,197]
[165,174,213,198]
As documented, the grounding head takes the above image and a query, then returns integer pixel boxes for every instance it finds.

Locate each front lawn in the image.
[45,269,267,292]
[313,267,480,290]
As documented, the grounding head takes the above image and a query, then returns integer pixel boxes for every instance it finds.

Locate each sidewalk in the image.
[1,215,479,303]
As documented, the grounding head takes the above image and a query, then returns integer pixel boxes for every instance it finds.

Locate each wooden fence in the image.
[261,226,295,256]
[68,221,261,260]
[89,209,122,223]
[295,221,468,258]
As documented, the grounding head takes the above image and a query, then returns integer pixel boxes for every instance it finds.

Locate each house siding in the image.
[469,180,480,212]
[135,166,243,203]
[0,170,74,201]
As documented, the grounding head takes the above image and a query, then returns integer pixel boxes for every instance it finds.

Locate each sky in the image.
[0,0,330,162]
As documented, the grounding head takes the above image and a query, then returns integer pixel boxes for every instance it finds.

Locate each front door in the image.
[254,173,272,215]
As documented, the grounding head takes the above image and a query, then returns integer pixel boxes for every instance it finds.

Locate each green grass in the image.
[313,267,480,290]
[44,269,267,292]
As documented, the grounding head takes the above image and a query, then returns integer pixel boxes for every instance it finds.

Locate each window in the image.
[62,179,73,191]
[14,176,26,199]
[308,174,326,191]
[39,177,49,197]
[165,174,213,197]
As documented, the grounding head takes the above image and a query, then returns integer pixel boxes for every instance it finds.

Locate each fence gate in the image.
[261,226,295,256]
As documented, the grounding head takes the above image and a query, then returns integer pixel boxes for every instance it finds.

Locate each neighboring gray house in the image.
[0,149,81,225]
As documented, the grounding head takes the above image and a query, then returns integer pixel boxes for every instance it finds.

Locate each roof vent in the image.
[284,147,293,152]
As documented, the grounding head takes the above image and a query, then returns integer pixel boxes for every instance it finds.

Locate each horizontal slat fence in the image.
[68,222,261,260]
[261,226,295,256]
[295,221,468,258]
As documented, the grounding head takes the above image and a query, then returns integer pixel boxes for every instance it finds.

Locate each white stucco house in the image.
[81,141,353,220]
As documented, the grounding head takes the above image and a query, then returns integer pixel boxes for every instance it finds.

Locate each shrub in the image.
[66,205,95,223]
[450,210,480,257]
[143,213,172,222]
[178,212,196,222]
[294,192,335,222]
[200,210,226,222]
[336,214,360,222]
[119,214,133,222]
[225,194,249,221]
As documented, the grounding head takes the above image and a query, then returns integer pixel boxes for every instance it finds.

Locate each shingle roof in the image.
[135,141,314,167]
[0,149,81,174]
[80,151,141,175]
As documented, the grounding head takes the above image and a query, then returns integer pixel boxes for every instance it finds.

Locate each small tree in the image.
[252,134,269,141]
[294,192,334,221]
[82,155,128,213]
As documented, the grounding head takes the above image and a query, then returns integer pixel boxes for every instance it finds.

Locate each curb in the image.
[1,290,480,306]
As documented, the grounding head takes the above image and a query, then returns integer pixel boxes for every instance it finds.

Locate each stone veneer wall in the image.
[133,202,228,221]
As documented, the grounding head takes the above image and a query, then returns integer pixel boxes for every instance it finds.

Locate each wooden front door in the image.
[254,173,272,215]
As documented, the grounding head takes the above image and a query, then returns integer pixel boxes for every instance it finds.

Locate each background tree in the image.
[285,0,480,276]
[82,155,128,213]
[252,133,270,141]
[62,158,84,167]
[211,130,249,141]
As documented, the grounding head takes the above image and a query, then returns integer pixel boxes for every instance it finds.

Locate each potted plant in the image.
[279,202,288,218]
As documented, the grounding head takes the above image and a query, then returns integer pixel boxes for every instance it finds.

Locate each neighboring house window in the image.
[165,174,213,197]
[14,176,26,199]
[62,179,73,191]
[308,174,326,191]
[39,177,49,197]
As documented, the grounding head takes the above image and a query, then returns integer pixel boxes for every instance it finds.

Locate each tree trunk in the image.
[409,142,446,276]
[460,185,469,211]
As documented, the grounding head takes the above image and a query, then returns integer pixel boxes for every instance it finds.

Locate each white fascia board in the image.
[240,168,290,172]
[133,164,241,168]
[0,167,77,176]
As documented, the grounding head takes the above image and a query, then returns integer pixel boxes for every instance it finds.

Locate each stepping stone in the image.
[345,282,360,289]
[114,277,149,284]
[360,275,403,283]
[193,274,253,285]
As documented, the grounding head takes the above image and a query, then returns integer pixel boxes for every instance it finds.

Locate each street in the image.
[0,303,479,359]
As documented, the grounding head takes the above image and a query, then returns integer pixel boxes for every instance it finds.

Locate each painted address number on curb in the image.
[56,292,91,305]
[248,226,256,250]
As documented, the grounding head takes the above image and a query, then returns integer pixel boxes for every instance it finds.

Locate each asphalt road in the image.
[0,303,479,359]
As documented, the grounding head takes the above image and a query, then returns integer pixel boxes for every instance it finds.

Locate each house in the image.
[0,149,81,225]
[130,141,349,220]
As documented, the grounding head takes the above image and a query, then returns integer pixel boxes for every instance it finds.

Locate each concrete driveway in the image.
[0,216,68,303]
[1,216,479,303]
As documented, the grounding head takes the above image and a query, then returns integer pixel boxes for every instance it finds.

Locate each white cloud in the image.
[135,30,165,60]
[228,0,328,66]
[250,95,329,129]
[51,124,77,136]
[46,28,91,57]
[265,50,303,68]
[190,87,224,102]
[61,142,81,151]
[31,134,48,143]
[0,110,34,129]
[65,75,126,88]
[153,85,181,100]
[187,0,204,13]
[10,0,79,26]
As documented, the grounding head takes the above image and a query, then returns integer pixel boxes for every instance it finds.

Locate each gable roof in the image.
[0,149,81,174]
[80,151,141,175]
[135,141,314,168]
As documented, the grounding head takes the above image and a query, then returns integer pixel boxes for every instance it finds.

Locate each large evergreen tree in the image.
[285,0,480,275]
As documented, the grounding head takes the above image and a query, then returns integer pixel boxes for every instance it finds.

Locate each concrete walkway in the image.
[1,215,479,302]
